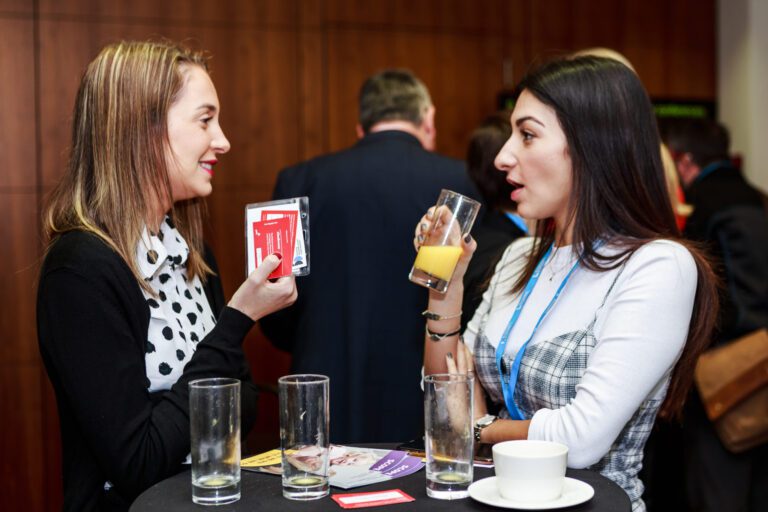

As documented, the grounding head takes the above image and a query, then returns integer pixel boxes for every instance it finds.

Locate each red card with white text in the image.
[331,489,414,509]
[251,217,293,279]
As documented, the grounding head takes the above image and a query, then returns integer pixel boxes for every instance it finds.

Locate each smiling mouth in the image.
[200,161,216,176]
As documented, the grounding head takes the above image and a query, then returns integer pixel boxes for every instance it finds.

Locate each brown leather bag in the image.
[694,328,768,453]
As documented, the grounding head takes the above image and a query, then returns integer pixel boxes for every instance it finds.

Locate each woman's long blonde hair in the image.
[44,40,213,290]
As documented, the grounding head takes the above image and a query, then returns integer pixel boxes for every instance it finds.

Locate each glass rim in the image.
[189,377,240,389]
[424,372,474,383]
[278,373,330,385]
[438,188,481,207]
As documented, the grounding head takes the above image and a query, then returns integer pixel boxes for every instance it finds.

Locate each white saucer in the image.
[468,476,594,510]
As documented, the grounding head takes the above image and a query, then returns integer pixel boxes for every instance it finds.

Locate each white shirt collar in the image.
[136,215,190,279]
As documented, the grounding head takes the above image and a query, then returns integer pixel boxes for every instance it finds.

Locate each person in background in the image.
[416,56,718,511]
[572,47,692,232]
[37,41,297,511]
[662,117,768,512]
[660,143,693,232]
[260,69,479,444]
[462,111,528,331]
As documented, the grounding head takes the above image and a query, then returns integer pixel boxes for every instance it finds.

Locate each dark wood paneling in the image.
[0,192,40,364]
[667,0,716,98]
[325,28,506,159]
[571,0,624,51]
[0,18,35,189]
[0,0,31,14]
[243,327,291,453]
[38,20,171,188]
[623,0,668,96]
[202,29,301,187]
[325,0,507,32]
[297,29,326,160]
[529,0,575,59]
[38,0,296,26]
[38,21,300,190]
[0,189,44,512]
[0,362,45,512]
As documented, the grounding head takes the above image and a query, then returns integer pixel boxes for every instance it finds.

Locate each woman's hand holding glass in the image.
[445,339,489,423]
[229,254,297,321]
[413,206,477,289]
[417,206,477,378]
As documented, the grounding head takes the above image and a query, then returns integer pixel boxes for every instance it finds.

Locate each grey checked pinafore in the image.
[473,266,659,512]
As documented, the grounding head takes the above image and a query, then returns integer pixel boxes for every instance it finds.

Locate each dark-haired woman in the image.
[418,56,717,511]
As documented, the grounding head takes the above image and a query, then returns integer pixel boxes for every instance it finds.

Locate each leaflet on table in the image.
[241,445,424,489]
[245,197,310,278]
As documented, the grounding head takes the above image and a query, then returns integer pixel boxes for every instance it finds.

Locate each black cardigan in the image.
[37,231,258,511]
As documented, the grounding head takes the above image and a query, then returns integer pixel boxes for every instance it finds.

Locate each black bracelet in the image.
[425,324,462,342]
[422,309,462,321]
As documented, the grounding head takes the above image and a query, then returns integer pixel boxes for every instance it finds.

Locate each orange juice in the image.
[413,245,463,281]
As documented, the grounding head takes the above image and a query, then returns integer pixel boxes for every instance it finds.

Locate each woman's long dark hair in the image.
[512,56,718,419]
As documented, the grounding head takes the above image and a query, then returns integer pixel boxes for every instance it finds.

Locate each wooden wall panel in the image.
[325,0,506,32]
[201,29,300,188]
[0,18,36,189]
[0,362,44,512]
[0,12,44,511]
[622,0,668,97]
[0,194,44,512]
[667,0,716,98]
[0,193,39,364]
[297,28,327,159]
[570,0,624,51]
[38,21,300,189]
[38,20,175,188]
[325,28,506,159]
[527,0,632,62]
[0,0,30,14]
[38,0,296,26]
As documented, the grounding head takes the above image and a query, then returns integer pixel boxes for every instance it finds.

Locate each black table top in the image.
[131,459,630,511]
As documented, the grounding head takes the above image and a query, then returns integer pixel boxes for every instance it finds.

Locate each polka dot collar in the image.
[137,215,190,280]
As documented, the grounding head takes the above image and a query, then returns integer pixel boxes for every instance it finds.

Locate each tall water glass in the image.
[278,374,330,500]
[424,373,474,499]
[409,189,480,293]
[189,378,241,505]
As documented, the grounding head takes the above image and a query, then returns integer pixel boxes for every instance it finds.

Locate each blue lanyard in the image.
[694,160,731,184]
[505,212,529,235]
[495,243,581,420]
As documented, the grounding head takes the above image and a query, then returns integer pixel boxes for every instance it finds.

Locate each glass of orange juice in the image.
[409,189,480,293]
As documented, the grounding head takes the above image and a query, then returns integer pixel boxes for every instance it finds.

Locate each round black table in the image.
[131,464,630,511]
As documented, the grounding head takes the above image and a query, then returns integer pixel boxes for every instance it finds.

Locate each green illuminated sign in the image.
[654,104,710,118]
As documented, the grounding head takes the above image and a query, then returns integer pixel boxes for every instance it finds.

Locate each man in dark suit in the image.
[260,70,479,443]
[662,118,768,512]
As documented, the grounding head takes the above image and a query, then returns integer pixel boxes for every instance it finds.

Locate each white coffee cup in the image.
[492,440,568,503]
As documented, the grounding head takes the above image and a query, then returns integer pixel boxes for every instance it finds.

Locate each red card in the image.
[251,217,293,278]
[262,209,299,254]
[331,489,415,509]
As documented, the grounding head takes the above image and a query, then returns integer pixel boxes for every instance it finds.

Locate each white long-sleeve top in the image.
[465,237,697,467]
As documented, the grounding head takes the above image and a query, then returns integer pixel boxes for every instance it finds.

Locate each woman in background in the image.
[418,56,717,510]
[37,41,296,511]
[462,111,528,331]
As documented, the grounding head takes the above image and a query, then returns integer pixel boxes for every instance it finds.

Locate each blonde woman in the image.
[37,41,296,511]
